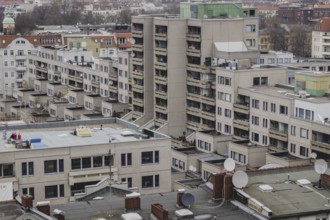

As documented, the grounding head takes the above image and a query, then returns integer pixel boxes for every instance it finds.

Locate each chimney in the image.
[54,209,65,220]
[36,201,50,216]
[125,192,141,211]
[321,174,330,187]
[213,173,225,200]
[176,189,185,207]
[21,195,33,209]
[151,204,168,220]
[224,174,233,200]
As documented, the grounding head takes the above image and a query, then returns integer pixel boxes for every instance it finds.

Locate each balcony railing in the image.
[311,140,330,154]
[269,127,288,142]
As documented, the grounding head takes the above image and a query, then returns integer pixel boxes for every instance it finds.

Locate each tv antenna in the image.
[224,158,236,172]
[232,171,249,189]
[314,159,328,188]
[182,193,195,208]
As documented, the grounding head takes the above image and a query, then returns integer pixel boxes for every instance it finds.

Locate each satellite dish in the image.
[315,159,328,174]
[189,165,197,172]
[131,52,135,57]
[129,38,136,44]
[311,152,317,159]
[109,80,113,85]
[232,171,249,189]
[224,158,236,172]
[182,193,195,207]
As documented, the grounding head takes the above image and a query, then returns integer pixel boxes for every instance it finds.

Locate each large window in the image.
[0,164,14,177]
[141,175,159,188]
[141,151,159,164]
[121,177,132,188]
[280,105,288,115]
[22,162,34,176]
[45,184,64,199]
[121,153,132,166]
[252,116,259,126]
[300,128,309,139]
[44,159,64,174]
[231,151,246,164]
[71,155,113,170]
[252,132,259,142]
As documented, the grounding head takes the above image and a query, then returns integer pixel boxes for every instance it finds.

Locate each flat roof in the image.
[0,119,169,152]
[52,188,250,220]
[243,166,330,218]
[239,86,330,104]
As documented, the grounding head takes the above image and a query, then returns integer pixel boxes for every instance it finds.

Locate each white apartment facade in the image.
[0,119,171,205]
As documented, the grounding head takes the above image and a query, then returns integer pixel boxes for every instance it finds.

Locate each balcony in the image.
[68,75,83,83]
[186,63,209,73]
[15,55,26,60]
[108,74,118,81]
[155,61,167,70]
[155,47,167,56]
[186,48,201,57]
[132,70,143,79]
[54,70,61,76]
[155,104,167,113]
[269,128,288,142]
[154,33,167,41]
[16,78,23,82]
[187,121,202,131]
[233,119,249,131]
[200,110,215,121]
[36,65,48,72]
[132,84,144,93]
[187,106,200,117]
[133,98,144,107]
[186,92,200,102]
[109,85,118,93]
[311,140,330,154]
[132,57,143,65]
[132,44,143,52]
[16,66,26,71]
[91,80,100,86]
[155,75,167,85]
[155,90,167,99]
[132,30,143,38]
[233,103,250,114]
[186,33,201,42]
[200,94,215,106]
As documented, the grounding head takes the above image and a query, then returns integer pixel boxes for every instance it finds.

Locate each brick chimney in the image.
[213,173,225,200]
[36,201,50,216]
[125,192,141,211]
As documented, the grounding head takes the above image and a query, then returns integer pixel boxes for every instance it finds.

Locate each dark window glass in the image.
[22,162,27,176]
[121,154,126,166]
[59,184,64,197]
[29,187,35,199]
[22,188,28,195]
[155,151,159,163]
[44,160,57,173]
[3,164,13,176]
[45,185,58,199]
[71,159,81,170]
[142,151,153,164]
[127,153,132,166]
[142,175,153,188]
[59,159,64,172]
[93,156,102,168]
[155,175,159,187]
[28,162,34,175]
[104,156,114,166]
[82,157,91,169]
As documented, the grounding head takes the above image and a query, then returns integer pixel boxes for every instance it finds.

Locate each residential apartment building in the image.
[130,2,259,137]
[0,119,171,205]
[0,35,64,96]
[312,17,330,58]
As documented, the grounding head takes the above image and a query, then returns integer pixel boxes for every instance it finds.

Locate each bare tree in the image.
[290,25,311,57]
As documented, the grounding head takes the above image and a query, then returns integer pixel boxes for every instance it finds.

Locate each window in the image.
[262,135,268,145]
[172,158,185,171]
[141,151,159,164]
[224,124,231,134]
[218,76,231,86]
[231,151,246,164]
[142,175,159,188]
[22,162,34,176]
[271,103,276,113]
[121,153,132,166]
[22,187,34,199]
[300,146,309,157]
[253,77,268,86]
[224,109,231,118]
[44,159,64,174]
[93,156,103,168]
[217,92,231,102]
[263,101,268,111]
[291,126,296,136]
[263,118,268,128]
[203,170,211,181]
[45,184,64,199]
[246,24,256,32]
[121,177,132,188]
[217,107,222,115]
[82,157,91,168]
[300,128,309,139]
[4,50,7,56]
[252,132,259,142]
[252,99,259,109]
[252,116,259,126]
[290,143,296,153]
[197,140,211,152]
[0,164,14,177]
[280,105,288,115]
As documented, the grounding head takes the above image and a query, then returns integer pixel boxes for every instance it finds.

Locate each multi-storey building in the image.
[0,35,64,96]
[312,17,330,58]
[130,2,259,137]
[0,119,171,205]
